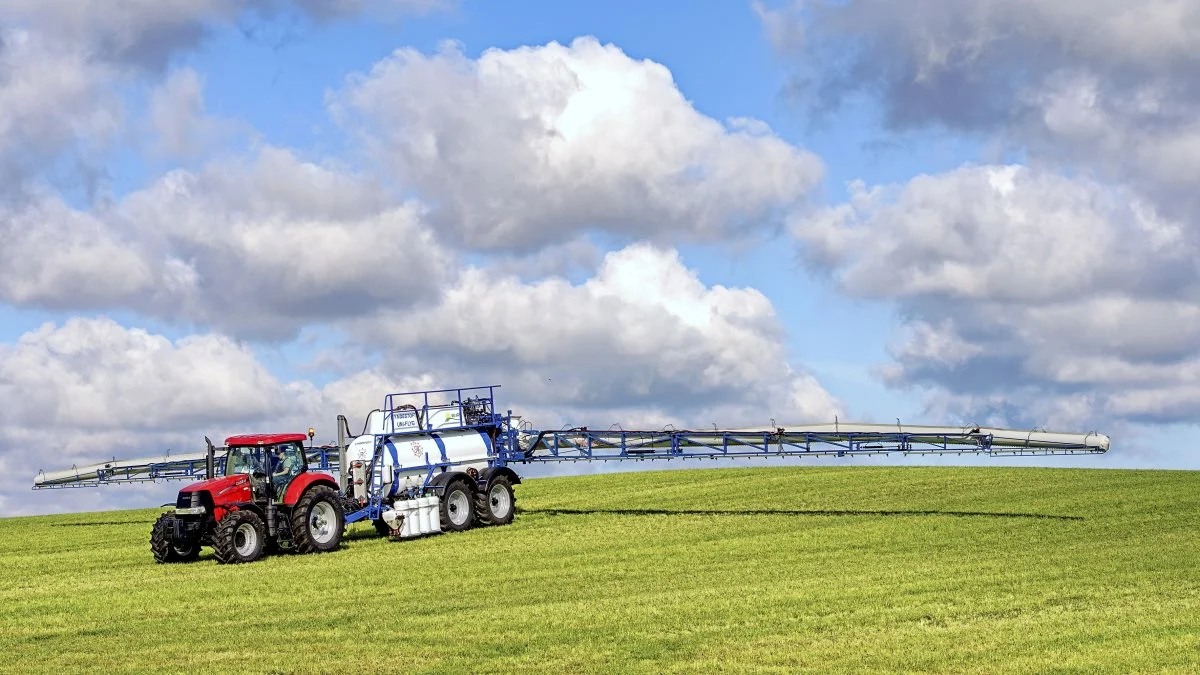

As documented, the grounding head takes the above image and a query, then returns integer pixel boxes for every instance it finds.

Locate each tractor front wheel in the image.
[291,486,345,554]
[150,513,201,563]
[213,510,267,564]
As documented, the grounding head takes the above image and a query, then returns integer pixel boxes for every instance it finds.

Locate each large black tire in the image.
[474,476,516,526]
[439,477,476,532]
[150,513,201,564]
[212,510,266,564]
[290,486,345,554]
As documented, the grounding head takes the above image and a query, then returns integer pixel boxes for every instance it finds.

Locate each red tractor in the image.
[150,432,346,564]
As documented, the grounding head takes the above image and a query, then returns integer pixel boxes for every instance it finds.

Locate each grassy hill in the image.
[1,465,1197,673]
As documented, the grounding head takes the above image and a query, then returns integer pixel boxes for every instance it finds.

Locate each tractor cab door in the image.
[270,441,306,499]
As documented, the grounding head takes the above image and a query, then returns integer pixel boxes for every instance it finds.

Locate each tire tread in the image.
[212,510,266,565]
[474,476,515,526]
[290,486,345,554]
[150,513,201,564]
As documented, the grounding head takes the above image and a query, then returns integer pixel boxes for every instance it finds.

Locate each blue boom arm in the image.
[31,384,1109,490]
[497,426,1107,466]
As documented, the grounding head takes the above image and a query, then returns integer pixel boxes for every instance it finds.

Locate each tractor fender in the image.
[477,466,521,491]
[282,473,341,506]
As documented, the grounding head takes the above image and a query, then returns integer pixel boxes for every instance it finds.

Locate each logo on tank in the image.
[411,440,423,457]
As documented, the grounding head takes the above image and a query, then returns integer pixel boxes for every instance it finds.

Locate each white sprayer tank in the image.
[345,408,493,500]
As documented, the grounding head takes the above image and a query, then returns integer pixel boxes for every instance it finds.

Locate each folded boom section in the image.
[32,445,342,489]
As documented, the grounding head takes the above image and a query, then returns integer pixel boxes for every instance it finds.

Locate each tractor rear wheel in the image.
[439,477,475,532]
[150,513,201,563]
[213,510,267,564]
[291,486,345,554]
[474,476,515,526]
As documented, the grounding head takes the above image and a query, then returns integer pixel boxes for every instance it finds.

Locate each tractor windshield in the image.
[225,446,269,477]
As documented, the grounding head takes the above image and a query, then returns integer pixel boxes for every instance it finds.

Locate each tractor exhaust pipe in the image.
[204,436,216,480]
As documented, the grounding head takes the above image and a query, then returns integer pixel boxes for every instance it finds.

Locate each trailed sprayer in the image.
[32,385,1111,564]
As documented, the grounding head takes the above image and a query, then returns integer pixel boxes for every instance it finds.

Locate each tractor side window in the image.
[271,442,304,495]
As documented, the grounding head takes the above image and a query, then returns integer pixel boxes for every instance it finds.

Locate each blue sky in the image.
[3,0,1198,515]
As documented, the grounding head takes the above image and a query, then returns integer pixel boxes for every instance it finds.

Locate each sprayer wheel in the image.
[474,476,515,526]
[440,478,476,532]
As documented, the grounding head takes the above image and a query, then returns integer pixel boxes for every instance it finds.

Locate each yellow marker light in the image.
[308,427,315,438]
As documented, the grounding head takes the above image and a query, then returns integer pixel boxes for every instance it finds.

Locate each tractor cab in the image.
[223,433,311,501]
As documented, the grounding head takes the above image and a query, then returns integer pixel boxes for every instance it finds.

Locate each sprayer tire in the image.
[290,486,345,554]
[150,513,200,563]
[212,510,266,564]
[439,477,476,532]
[474,476,515,526]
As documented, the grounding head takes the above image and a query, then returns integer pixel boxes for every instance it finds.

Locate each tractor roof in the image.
[225,433,308,446]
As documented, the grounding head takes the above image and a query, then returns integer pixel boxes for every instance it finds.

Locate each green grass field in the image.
[1,465,1197,673]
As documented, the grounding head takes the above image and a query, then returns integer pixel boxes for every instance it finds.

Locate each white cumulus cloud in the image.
[762,0,1200,225]
[331,36,824,251]
[120,145,455,338]
[357,243,843,428]
[148,67,238,158]
[0,28,124,192]
[0,146,455,339]
[793,163,1200,429]
[792,164,1191,303]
